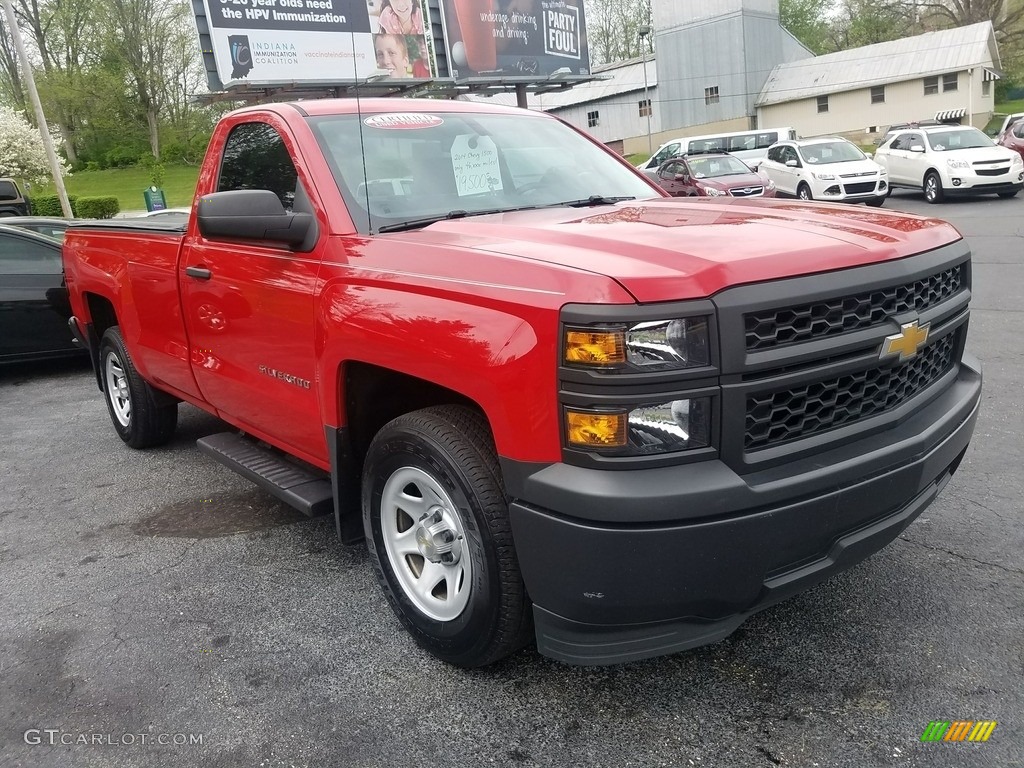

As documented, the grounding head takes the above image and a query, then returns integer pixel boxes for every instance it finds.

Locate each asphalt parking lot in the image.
[2,190,1022,768]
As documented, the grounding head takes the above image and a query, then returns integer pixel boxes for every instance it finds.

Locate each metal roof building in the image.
[756,22,1002,138]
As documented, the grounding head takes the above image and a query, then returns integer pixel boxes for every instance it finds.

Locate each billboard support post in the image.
[516,83,527,109]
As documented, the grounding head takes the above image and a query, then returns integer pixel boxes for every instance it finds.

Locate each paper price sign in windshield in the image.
[451,135,503,197]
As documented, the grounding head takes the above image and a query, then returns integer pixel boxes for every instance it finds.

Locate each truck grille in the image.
[744,333,956,450]
[744,264,964,351]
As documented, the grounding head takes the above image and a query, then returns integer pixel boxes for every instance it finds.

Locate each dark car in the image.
[0,178,31,217]
[997,116,1024,162]
[655,152,776,198]
[0,224,84,363]
[0,216,73,242]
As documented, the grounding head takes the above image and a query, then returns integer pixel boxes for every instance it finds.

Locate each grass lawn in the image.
[984,99,1024,134]
[32,164,201,212]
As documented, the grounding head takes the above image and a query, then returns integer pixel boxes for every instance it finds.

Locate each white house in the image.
[756,21,1002,140]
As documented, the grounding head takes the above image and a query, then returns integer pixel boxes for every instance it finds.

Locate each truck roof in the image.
[230,97,549,119]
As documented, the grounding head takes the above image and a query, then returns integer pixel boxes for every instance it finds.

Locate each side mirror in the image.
[785,159,798,168]
[197,190,316,249]
[910,145,925,153]
[674,173,688,181]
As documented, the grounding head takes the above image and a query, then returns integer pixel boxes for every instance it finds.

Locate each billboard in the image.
[440,0,589,79]
[199,0,434,87]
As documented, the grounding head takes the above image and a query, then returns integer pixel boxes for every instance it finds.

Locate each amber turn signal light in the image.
[565,410,628,448]
[564,330,626,365]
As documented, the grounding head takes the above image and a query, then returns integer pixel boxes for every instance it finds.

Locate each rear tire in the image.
[923,171,945,203]
[99,327,177,448]
[362,405,532,667]
[797,183,813,201]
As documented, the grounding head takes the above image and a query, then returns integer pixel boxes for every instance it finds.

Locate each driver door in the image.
[179,118,326,462]
[657,160,690,196]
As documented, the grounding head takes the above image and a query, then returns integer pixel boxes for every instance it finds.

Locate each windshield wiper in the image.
[376,205,543,234]
[561,195,636,207]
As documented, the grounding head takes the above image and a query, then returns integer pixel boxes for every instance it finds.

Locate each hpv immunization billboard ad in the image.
[440,0,589,79]
[200,0,434,87]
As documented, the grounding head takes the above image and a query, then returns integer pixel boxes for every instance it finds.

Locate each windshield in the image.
[798,141,865,165]
[308,111,657,232]
[927,128,993,151]
[687,155,752,178]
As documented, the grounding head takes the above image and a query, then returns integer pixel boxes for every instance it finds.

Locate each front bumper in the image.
[944,179,1023,196]
[942,167,1024,195]
[815,179,887,202]
[505,355,981,665]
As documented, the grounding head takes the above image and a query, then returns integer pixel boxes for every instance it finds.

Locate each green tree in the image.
[780,0,833,53]
[828,0,916,49]
[11,0,102,166]
[584,0,652,65]
[99,0,195,161]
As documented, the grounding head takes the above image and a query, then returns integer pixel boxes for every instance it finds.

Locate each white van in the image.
[637,127,797,178]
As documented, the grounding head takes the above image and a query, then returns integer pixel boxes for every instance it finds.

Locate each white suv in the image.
[873,125,1024,203]
[759,137,888,206]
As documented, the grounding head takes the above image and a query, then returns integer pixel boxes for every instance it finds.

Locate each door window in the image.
[0,233,62,275]
[651,142,680,166]
[218,122,301,211]
[659,162,683,180]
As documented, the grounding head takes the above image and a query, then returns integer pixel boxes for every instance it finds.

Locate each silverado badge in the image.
[881,320,930,362]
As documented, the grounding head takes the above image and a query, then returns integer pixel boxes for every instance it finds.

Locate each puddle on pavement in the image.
[131,491,313,538]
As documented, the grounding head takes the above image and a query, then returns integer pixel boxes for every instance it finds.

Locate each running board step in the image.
[196,432,333,517]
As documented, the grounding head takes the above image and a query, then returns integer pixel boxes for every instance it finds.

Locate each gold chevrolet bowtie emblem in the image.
[881,320,930,362]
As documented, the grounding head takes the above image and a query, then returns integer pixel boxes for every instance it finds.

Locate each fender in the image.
[316,281,560,464]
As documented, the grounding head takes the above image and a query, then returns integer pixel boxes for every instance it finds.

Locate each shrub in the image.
[76,196,120,219]
[103,145,145,169]
[28,194,78,217]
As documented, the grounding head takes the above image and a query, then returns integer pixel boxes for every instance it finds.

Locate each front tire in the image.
[865,196,886,207]
[997,189,1019,198]
[797,183,813,201]
[99,327,177,448]
[362,405,532,667]
[923,171,945,203]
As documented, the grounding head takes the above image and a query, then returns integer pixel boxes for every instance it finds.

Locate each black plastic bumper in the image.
[945,181,1023,197]
[505,356,981,665]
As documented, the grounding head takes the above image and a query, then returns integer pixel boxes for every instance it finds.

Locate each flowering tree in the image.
[0,105,69,185]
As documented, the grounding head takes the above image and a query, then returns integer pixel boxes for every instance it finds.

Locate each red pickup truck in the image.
[63,98,981,667]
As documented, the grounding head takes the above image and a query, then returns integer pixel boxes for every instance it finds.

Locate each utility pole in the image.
[639,25,653,156]
[2,0,73,218]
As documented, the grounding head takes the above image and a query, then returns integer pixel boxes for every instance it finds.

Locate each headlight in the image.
[564,317,710,371]
[565,398,711,454]
[813,172,835,181]
[702,186,724,197]
[946,158,970,170]
[766,179,776,190]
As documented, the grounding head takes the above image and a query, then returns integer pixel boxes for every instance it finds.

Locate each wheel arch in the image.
[84,292,119,391]
[326,362,488,543]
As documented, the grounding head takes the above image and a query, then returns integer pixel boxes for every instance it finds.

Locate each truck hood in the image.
[396,198,961,303]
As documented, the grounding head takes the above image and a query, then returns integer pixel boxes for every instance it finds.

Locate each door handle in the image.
[186,266,212,280]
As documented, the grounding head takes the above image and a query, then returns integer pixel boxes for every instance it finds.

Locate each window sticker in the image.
[450,134,503,196]
[363,113,444,130]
